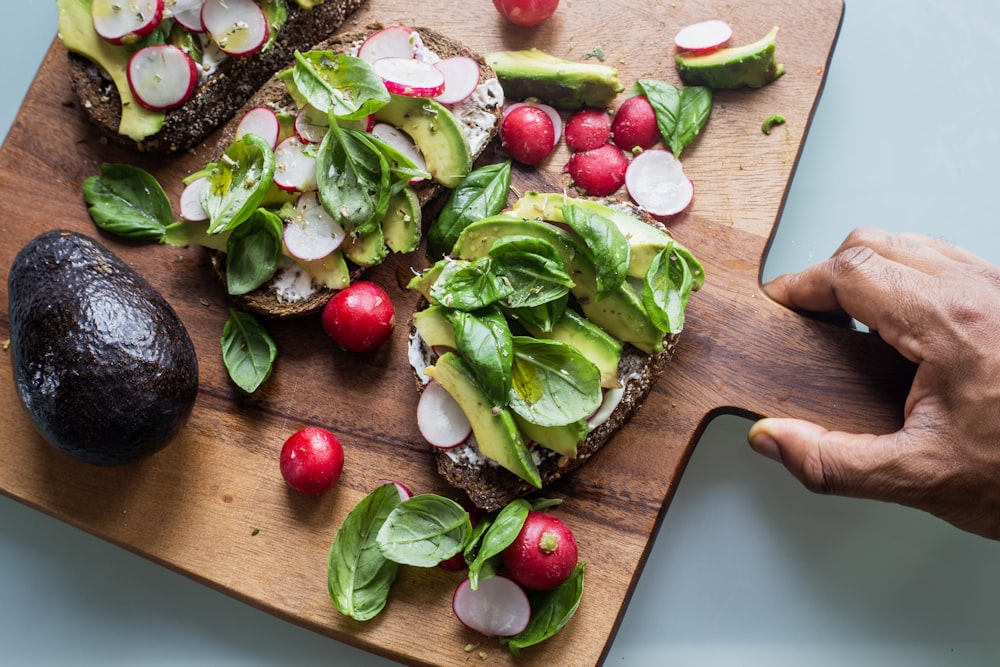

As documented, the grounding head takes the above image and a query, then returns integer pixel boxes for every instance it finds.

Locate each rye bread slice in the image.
[66,0,368,154]
[409,202,684,511]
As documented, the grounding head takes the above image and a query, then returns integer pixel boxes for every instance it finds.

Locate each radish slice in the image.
[433,56,481,105]
[373,57,446,97]
[169,0,205,32]
[370,123,427,176]
[283,192,346,260]
[235,106,280,148]
[625,149,694,216]
[127,44,199,111]
[294,104,329,144]
[674,19,733,52]
[452,576,531,637]
[273,136,317,192]
[417,380,472,449]
[357,25,418,63]
[91,0,164,45]
[201,0,269,57]
[504,101,563,146]
[179,176,208,221]
[376,478,414,501]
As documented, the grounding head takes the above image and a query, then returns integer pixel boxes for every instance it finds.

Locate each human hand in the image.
[748,227,1000,540]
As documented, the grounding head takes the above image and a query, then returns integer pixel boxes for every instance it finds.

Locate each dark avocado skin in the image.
[8,230,199,466]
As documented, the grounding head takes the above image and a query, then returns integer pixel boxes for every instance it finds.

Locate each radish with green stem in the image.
[202,0,269,57]
[92,0,164,45]
[625,149,694,216]
[452,576,531,637]
[127,44,199,111]
[501,511,578,591]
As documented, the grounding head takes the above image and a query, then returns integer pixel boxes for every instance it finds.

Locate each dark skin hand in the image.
[748,227,1000,540]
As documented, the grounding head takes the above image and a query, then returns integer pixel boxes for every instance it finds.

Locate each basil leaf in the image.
[203,134,276,234]
[672,86,712,157]
[376,494,472,568]
[643,245,694,334]
[292,51,390,120]
[316,123,390,234]
[429,257,514,311]
[463,512,495,565]
[446,306,513,407]
[220,309,277,393]
[328,483,401,621]
[636,79,680,147]
[488,236,574,309]
[508,337,603,427]
[82,163,172,241]
[428,161,512,260]
[225,208,284,296]
[671,241,706,290]
[561,205,629,298]
[507,293,569,334]
[501,563,586,654]
[467,499,531,590]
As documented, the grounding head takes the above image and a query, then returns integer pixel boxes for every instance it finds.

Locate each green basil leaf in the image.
[671,241,706,291]
[225,208,284,296]
[672,86,712,157]
[220,309,277,394]
[328,483,402,621]
[429,257,514,311]
[463,512,495,565]
[501,563,586,654]
[316,123,390,234]
[488,236,574,309]
[467,499,531,590]
[643,245,694,334]
[82,163,172,241]
[376,494,472,567]
[203,134,276,234]
[636,79,680,148]
[561,205,629,298]
[446,306,513,407]
[292,51,390,120]
[428,161,512,260]
[508,336,603,427]
[506,293,570,334]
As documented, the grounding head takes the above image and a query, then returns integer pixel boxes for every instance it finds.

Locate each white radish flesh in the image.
[235,106,280,148]
[273,137,317,192]
[201,0,269,57]
[417,381,472,449]
[373,57,446,97]
[625,149,694,216]
[452,576,531,637]
[376,478,414,502]
[294,104,329,144]
[357,25,418,63]
[179,176,208,222]
[370,123,427,176]
[169,0,205,32]
[283,192,346,260]
[674,19,733,52]
[504,100,563,145]
[127,44,199,111]
[92,0,164,45]
[433,56,481,105]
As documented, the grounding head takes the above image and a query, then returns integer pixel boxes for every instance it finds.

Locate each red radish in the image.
[674,18,733,53]
[356,25,417,63]
[492,0,559,27]
[283,192,346,260]
[370,123,427,178]
[432,56,482,105]
[611,95,660,152]
[376,478,414,501]
[564,108,611,152]
[169,0,205,32]
[294,104,329,144]
[179,176,208,222]
[235,106,280,148]
[279,427,345,495]
[127,44,199,111]
[273,136,317,192]
[501,511,578,591]
[373,57,446,97]
[417,380,472,449]
[91,0,164,45]
[452,576,531,637]
[321,281,396,352]
[501,105,556,165]
[504,101,562,145]
[565,143,628,196]
[625,149,694,216]
[202,0,269,57]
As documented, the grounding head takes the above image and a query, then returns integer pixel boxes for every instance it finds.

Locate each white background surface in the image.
[2,2,999,665]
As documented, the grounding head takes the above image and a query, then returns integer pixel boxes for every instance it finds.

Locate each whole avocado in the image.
[8,229,199,465]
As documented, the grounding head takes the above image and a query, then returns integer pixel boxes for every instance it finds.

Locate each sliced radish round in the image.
[504,100,563,146]
[370,123,427,177]
[179,176,208,221]
[235,106,280,148]
[357,25,418,63]
[625,149,694,216]
[273,136,317,192]
[283,192,346,260]
[127,44,199,111]
[92,0,164,45]
[294,104,329,144]
[674,19,733,52]
[432,56,481,105]
[202,0,269,57]
[376,478,414,502]
[452,576,531,638]
[373,57,446,97]
[417,380,472,449]
[169,0,205,32]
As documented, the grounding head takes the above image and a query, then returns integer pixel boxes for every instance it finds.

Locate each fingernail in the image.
[749,431,782,463]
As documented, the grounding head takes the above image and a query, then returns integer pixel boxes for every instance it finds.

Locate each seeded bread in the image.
[66,0,368,154]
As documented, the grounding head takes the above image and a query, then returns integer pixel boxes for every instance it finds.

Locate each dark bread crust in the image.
[67,0,368,153]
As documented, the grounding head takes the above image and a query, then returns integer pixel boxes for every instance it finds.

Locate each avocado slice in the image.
[514,414,588,460]
[341,225,389,267]
[413,304,458,349]
[521,309,623,389]
[373,95,471,188]
[426,352,542,488]
[381,186,421,253]
[675,26,785,89]
[298,248,351,290]
[486,49,624,110]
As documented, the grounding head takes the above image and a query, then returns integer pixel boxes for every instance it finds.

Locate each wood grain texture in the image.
[0,1,916,665]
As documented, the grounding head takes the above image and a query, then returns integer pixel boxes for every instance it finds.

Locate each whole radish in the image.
[564,143,628,196]
[611,95,661,152]
[321,281,396,352]
[501,511,578,590]
[501,104,556,165]
[492,0,559,27]
[564,108,612,152]
[280,427,345,495]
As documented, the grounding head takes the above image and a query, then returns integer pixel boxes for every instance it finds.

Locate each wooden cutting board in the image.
[0,0,914,665]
